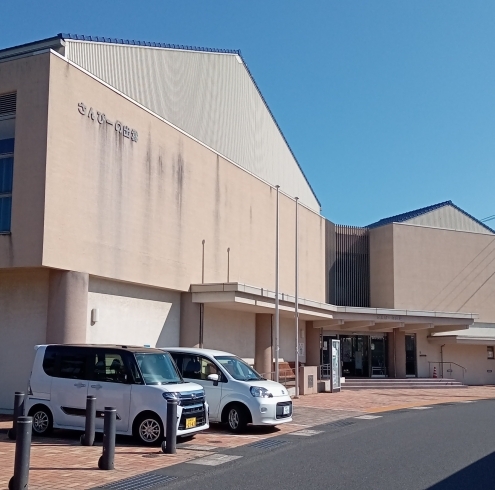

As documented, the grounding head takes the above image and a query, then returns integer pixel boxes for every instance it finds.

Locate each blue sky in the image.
[1,1,494,226]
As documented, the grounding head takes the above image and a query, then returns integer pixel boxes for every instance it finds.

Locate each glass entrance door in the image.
[370,336,387,377]
[341,335,369,377]
[405,334,417,376]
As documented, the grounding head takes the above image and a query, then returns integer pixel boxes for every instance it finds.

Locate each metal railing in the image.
[428,361,467,380]
[319,363,332,379]
[371,366,387,377]
[260,369,296,388]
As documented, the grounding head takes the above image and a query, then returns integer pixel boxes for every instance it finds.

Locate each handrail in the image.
[260,369,295,388]
[428,361,467,380]
[319,363,332,379]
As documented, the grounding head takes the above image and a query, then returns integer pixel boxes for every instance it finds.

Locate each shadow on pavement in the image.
[428,451,495,489]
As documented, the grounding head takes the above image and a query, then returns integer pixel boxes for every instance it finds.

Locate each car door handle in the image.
[74,382,86,388]
[90,384,102,390]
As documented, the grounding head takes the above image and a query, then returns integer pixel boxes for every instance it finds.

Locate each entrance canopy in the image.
[428,325,495,345]
[190,282,477,333]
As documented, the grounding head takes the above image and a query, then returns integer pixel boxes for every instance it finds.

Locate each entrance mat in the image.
[94,473,177,490]
[248,439,289,449]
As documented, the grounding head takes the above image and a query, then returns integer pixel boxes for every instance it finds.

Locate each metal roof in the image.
[59,33,242,55]
[0,33,321,209]
[368,200,495,233]
[59,33,320,208]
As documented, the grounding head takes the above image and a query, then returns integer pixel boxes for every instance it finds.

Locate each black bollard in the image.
[162,399,178,454]
[7,392,25,441]
[8,416,32,490]
[80,396,96,446]
[98,407,116,470]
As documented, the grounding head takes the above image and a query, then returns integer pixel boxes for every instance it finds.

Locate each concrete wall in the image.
[203,306,255,359]
[416,330,441,378]
[392,224,495,321]
[416,331,495,384]
[0,54,49,268]
[42,53,326,302]
[369,224,395,308]
[442,344,495,385]
[370,223,495,323]
[0,269,49,412]
[87,276,180,347]
[279,316,306,364]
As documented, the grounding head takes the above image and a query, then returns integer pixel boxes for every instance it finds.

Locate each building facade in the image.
[0,35,492,411]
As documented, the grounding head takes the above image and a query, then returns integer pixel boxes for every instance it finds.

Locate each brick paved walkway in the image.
[0,407,355,490]
[1,386,494,489]
[293,386,495,413]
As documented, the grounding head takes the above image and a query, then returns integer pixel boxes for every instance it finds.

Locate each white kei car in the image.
[165,348,293,432]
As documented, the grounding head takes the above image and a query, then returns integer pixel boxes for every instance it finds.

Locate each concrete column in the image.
[255,314,272,375]
[305,321,321,366]
[387,329,406,378]
[46,270,88,344]
[180,292,201,347]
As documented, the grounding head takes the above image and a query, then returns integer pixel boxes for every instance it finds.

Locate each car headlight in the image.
[162,392,180,401]
[250,386,273,398]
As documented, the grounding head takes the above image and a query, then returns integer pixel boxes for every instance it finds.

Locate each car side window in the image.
[200,357,220,381]
[182,355,201,380]
[169,353,183,375]
[58,348,89,380]
[92,350,129,384]
[42,347,57,377]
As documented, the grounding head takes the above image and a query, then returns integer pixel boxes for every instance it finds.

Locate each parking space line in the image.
[354,415,383,420]
[186,454,242,466]
[288,429,323,437]
[180,444,218,451]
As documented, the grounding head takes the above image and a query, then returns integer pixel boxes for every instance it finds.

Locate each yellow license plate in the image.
[185,417,197,429]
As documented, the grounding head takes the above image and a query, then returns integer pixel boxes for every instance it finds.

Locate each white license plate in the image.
[283,405,290,415]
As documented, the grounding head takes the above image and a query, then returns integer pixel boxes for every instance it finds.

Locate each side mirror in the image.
[207,374,219,382]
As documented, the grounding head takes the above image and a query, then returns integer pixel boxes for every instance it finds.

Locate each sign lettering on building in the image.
[78,102,138,142]
[377,315,402,321]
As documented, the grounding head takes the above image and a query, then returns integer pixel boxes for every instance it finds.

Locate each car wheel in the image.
[134,413,163,446]
[226,404,248,433]
[29,405,53,437]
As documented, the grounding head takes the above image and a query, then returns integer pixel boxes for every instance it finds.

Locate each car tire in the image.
[133,413,164,446]
[29,405,53,437]
[226,404,248,433]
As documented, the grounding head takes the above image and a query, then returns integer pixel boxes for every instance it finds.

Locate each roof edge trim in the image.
[59,33,241,55]
[0,36,63,61]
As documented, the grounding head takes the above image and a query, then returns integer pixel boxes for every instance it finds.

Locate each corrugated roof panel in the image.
[406,205,493,234]
[63,38,320,212]
[368,201,494,234]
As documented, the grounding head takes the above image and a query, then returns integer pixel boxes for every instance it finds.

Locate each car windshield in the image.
[214,355,263,381]
[134,352,183,385]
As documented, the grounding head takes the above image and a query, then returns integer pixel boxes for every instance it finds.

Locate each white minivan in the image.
[25,344,209,445]
[165,348,293,432]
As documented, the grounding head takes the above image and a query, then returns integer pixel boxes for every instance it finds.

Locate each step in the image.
[343,378,461,384]
[342,384,468,390]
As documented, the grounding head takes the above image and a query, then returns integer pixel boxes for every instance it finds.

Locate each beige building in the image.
[0,35,492,411]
